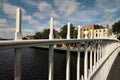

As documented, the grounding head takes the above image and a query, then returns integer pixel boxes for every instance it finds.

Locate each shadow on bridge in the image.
[107,52,120,80]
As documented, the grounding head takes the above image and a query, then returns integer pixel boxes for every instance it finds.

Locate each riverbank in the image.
[31,46,84,53]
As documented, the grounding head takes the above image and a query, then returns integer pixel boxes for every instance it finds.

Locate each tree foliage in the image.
[59,24,77,39]
[34,29,50,39]
[33,24,77,39]
[112,20,120,34]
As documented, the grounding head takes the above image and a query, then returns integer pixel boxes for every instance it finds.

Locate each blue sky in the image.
[0,0,120,39]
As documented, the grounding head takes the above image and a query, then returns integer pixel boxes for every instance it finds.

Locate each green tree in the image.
[41,29,50,39]
[33,32,42,39]
[59,24,77,39]
[33,28,50,39]
[112,20,120,34]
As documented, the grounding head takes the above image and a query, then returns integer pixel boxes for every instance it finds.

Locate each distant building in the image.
[80,25,112,39]
[80,25,94,39]
[25,36,34,40]
[94,28,110,39]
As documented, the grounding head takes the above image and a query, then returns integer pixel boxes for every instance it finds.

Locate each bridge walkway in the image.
[107,52,120,80]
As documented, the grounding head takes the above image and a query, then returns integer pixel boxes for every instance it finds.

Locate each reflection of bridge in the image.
[0,8,120,80]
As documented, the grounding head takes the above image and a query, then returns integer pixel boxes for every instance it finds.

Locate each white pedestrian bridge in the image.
[0,8,120,80]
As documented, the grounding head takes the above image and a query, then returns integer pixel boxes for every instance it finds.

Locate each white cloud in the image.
[50,10,60,19]
[65,0,120,26]
[21,0,37,6]
[38,1,52,12]
[0,18,15,39]
[3,2,17,18]
[33,12,48,20]
[2,2,32,21]
[33,1,60,20]
[0,27,15,39]
[54,0,80,16]
[94,0,120,26]
[28,18,40,26]
[22,29,35,37]
[1,2,41,38]
[2,2,40,26]
[54,20,61,31]
[0,18,9,27]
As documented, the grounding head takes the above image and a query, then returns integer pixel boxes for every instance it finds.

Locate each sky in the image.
[0,0,120,39]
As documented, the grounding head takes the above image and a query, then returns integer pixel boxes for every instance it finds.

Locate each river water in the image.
[0,48,84,80]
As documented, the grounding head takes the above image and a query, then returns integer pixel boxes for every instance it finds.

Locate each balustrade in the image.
[0,8,120,80]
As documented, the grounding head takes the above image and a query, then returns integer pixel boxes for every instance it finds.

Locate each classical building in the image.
[94,28,109,39]
[81,25,94,39]
[80,25,111,39]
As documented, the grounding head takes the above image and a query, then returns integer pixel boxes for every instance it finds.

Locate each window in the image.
[96,34,97,37]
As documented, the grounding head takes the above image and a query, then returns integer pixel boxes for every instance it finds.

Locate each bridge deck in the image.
[107,52,120,80]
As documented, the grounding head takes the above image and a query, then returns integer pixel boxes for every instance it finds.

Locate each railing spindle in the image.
[93,41,96,69]
[84,42,88,80]
[90,42,93,75]
[66,43,70,80]
[77,43,81,80]
[48,45,54,80]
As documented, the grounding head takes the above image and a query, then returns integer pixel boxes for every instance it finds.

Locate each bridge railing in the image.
[0,8,120,80]
[0,39,120,80]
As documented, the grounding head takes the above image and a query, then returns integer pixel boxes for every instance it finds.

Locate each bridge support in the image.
[14,8,22,80]
[14,48,22,80]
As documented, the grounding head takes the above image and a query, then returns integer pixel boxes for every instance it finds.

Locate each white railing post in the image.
[49,17,54,40]
[77,25,81,39]
[48,45,54,80]
[99,40,102,62]
[67,22,70,39]
[77,43,81,80]
[93,42,96,69]
[84,42,88,80]
[66,43,70,80]
[14,8,22,80]
[15,8,22,40]
[90,42,93,75]
[96,41,99,66]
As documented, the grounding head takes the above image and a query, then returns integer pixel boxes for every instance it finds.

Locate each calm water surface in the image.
[0,48,84,80]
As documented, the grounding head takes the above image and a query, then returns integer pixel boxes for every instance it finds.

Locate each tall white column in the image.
[77,25,81,39]
[14,8,22,80]
[67,22,70,39]
[15,8,22,40]
[49,17,54,40]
